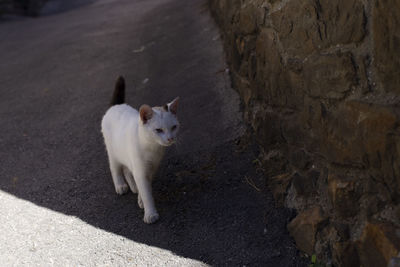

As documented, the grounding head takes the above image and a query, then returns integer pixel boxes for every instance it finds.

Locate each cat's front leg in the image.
[132,168,159,224]
[108,158,129,195]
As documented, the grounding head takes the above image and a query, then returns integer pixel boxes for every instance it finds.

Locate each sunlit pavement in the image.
[0,191,206,266]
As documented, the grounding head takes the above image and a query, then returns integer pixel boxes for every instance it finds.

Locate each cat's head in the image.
[139,97,180,147]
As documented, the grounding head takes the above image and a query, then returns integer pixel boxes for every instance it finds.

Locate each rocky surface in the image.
[210,0,400,265]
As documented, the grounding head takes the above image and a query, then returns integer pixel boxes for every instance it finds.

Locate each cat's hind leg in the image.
[108,157,129,195]
[123,167,138,193]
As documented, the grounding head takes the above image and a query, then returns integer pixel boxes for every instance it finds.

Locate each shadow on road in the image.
[0,0,306,265]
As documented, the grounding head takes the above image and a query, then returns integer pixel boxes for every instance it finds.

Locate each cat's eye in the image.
[155,128,164,133]
[171,125,177,131]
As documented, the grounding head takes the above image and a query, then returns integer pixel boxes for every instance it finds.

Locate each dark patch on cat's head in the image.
[163,104,168,111]
[139,104,153,124]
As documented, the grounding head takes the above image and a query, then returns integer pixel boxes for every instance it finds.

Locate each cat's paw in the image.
[138,195,144,209]
[115,183,129,195]
[143,212,159,224]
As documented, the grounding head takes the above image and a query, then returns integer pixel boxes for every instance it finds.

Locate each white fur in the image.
[101,100,179,224]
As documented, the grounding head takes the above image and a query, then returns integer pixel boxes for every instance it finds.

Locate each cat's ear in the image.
[168,97,179,115]
[139,104,153,124]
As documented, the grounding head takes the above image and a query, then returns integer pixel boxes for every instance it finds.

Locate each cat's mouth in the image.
[161,140,175,146]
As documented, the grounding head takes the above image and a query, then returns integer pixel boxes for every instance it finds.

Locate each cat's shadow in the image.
[61,138,286,266]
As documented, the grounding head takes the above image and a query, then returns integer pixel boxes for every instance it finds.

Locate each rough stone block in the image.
[332,241,360,267]
[323,100,399,167]
[237,5,257,34]
[303,53,356,100]
[328,174,360,218]
[357,222,400,267]
[287,206,327,255]
[270,1,320,58]
[373,0,400,93]
[318,0,366,45]
[270,0,365,58]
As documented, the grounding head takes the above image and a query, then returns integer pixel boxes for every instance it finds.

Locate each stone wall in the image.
[209,0,400,265]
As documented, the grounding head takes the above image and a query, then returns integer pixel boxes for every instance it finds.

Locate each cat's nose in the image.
[167,138,174,143]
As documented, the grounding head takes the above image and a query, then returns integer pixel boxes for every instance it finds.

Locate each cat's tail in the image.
[110,76,125,106]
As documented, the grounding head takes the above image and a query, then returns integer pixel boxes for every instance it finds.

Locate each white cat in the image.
[101,76,179,223]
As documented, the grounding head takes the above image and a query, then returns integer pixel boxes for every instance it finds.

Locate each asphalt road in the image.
[0,0,306,266]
